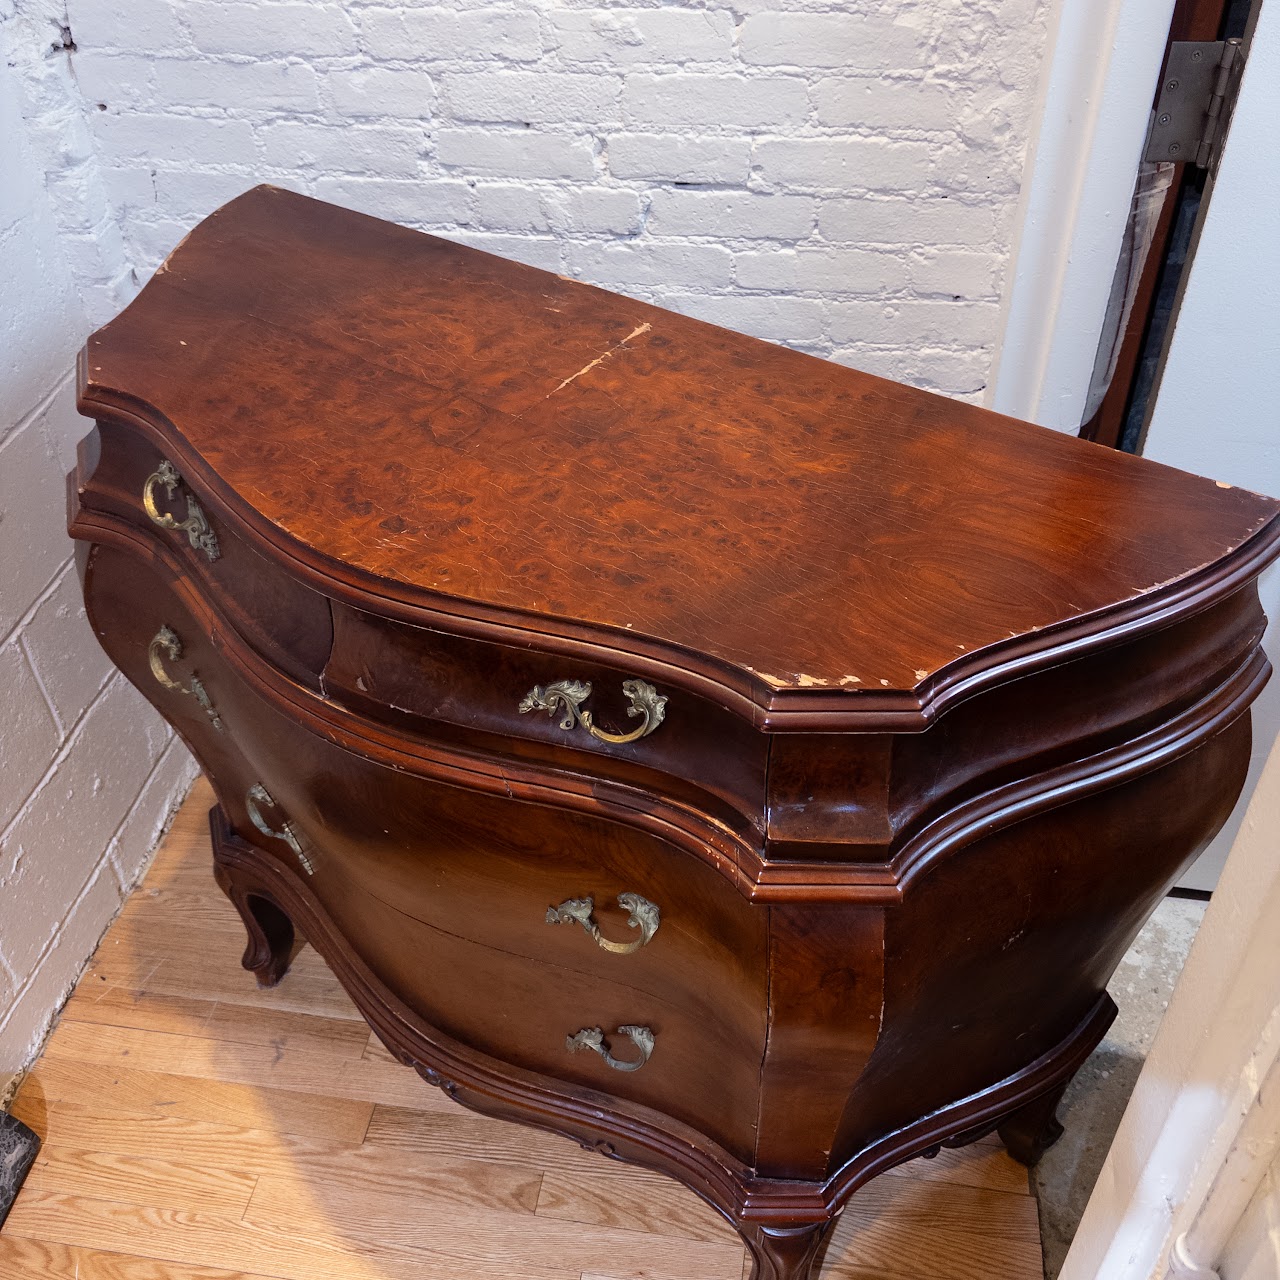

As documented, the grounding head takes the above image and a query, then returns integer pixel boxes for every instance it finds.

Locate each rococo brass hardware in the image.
[148,625,223,731]
[566,1025,655,1073]
[245,783,314,875]
[546,893,660,954]
[519,678,667,744]
[142,459,221,561]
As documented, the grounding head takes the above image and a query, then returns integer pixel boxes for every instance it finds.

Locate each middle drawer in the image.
[322,601,768,834]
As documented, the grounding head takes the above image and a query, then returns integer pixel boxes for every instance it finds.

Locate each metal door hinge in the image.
[1144,38,1245,171]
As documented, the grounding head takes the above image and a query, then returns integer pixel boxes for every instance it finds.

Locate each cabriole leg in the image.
[997,1080,1069,1166]
[741,1220,835,1280]
[213,859,297,988]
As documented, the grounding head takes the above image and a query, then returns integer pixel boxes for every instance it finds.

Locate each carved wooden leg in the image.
[741,1220,835,1280]
[213,861,296,988]
[997,1081,1068,1166]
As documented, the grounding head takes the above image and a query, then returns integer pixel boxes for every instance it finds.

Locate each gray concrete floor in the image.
[1034,895,1207,1278]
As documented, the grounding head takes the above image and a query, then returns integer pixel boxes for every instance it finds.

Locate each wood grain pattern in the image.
[78,185,1280,726]
[22,1147,258,1216]
[36,1017,449,1113]
[0,1238,281,1280]
[23,1056,374,1144]
[3,780,1043,1280]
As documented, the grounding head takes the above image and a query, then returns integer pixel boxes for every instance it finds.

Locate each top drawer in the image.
[78,423,766,832]
[76,421,333,688]
[323,602,768,834]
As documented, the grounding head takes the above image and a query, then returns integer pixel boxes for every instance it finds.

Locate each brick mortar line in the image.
[0,673,176,847]
[0,741,196,1062]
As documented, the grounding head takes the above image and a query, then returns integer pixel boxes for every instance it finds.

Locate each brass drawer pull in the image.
[142,459,220,561]
[148,626,223,732]
[566,1025,654,1073]
[245,784,314,875]
[519,678,666,745]
[546,893,660,954]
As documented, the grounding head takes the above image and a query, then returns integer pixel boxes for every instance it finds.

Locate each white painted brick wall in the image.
[0,9,197,1079]
[46,0,1052,401]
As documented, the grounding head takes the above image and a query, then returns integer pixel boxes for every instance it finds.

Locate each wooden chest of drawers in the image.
[69,186,1280,1278]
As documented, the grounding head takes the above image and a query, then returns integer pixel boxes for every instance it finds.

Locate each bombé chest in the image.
[69,185,1280,1279]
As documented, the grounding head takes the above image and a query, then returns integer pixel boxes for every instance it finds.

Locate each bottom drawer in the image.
[323,851,763,1154]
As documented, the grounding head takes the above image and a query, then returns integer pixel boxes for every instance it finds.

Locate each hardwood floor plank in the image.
[363,1102,625,1174]
[245,1174,747,1280]
[81,941,360,1022]
[250,1157,542,1219]
[838,1176,1041,1239]
[59,984,371,1062]
[0,1237,280,1280]
[7,1102,355,1171]
[536,1166,736,1244]
[4,1190,585,1280]
[261,1149,544,1215]
[12,1096,543,1214]
[59,984,218,1037]
[23,1145,258,1216]
[820,1181,1043,1280]
[19,1056,374,1145]
[362,1028,399,1063]
[880,1140,1033,1197]
[200,999,373,1059]
[113,886,252,934]
[38,1014,447,1111]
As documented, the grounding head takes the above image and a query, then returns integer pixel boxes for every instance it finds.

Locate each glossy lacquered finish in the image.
[70,187,1280,1279]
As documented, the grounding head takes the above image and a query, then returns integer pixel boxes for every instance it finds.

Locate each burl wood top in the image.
[80,185,1280,715]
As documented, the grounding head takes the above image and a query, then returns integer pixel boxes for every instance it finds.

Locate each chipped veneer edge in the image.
[0,1073,24,1111]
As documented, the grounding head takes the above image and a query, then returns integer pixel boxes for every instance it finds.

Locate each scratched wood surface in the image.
[1,779,1043,1280]
[81,185,1280,696]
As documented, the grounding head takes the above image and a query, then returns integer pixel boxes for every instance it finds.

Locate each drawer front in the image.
[78,421,333,687]
[81,544,306,869]
[323,861,765,1160]
[251,727,770,1164]
[323,601,767,833]
[82,542,768,1161]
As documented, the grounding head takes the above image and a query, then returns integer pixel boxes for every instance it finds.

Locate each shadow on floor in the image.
[1033,896,1208,1278]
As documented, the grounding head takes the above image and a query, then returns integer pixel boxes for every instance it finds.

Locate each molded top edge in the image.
[78,185,1280,725]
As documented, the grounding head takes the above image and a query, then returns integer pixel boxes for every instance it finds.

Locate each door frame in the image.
[988,0,1177,431]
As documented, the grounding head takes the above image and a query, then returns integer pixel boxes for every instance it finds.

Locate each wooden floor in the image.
[1,778,1042,1280]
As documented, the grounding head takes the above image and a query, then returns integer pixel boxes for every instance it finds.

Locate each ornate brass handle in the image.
[566,1025,654,1073]
[519,678,666,745]
[245,784,314,875]
[142,459,220,561]
[546,893,660,954]
[148,626,223,731]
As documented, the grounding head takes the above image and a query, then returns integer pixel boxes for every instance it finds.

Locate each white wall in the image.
[0,3,196,1079]
[1139,0,1280,891]
[988,0,1175,427]
[1219,1154,1280,1280]
[56,0,1054,402]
